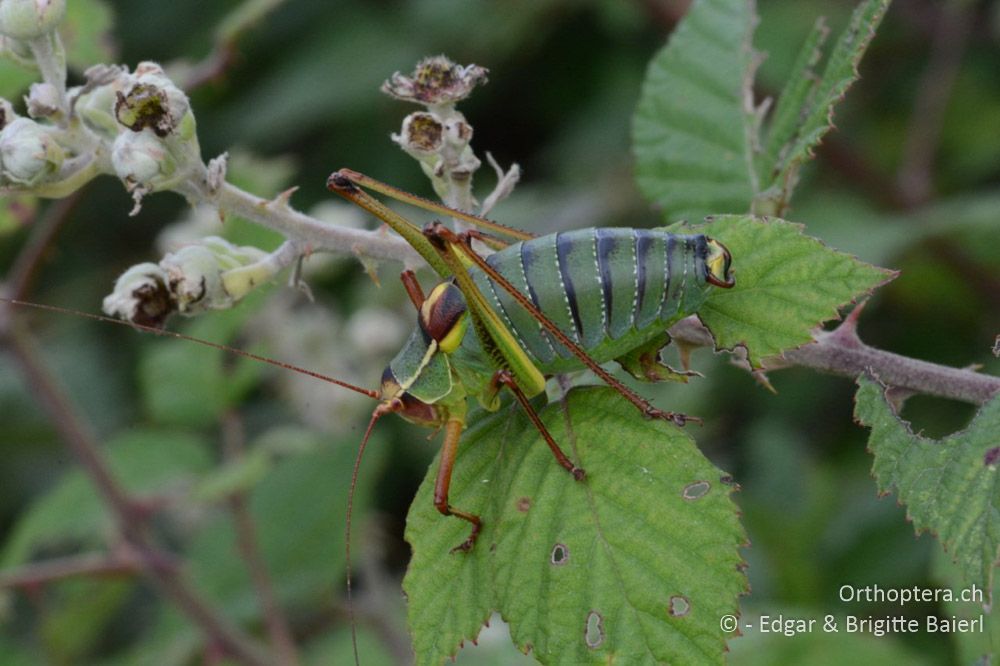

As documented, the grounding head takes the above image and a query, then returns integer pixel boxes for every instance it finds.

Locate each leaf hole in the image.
[516,496,532,512]
[984,447,1000,467]
[584,611,604,649]
[668,595,690,617]
[682,480,710,500]
[550,543,569,565]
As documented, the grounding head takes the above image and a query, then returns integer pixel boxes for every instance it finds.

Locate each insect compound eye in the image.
[419,282,469,352]
[703,238,735,289]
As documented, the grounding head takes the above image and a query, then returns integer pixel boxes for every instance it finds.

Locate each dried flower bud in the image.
[0,116,64,185]
[111,127,177,191]
[382,55,488,107]
[25,81,59,118]
[0,0,66,40]
[397,111,444,154]
[115,62,192,138]
[102,262,174,327]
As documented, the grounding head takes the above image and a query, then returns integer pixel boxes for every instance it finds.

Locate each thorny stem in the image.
[185,179,423,268]
[669,309,1000,406]
[221,411,301,666]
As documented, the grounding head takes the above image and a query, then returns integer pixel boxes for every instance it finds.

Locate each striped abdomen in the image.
[468,228,715,374]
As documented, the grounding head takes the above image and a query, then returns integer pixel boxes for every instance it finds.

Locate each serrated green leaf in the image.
[633,0,756,222]
[763,0,890,211]
[633,0,891,220]
[690,215,892,366]
[854,376,1000,592]
[404,387,747,665]
[756,17,828,187]
[1,429,210,568]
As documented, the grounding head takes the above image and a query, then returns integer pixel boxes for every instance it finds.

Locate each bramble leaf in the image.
[760,0,891,213]
[404,387,747,665]
[633,0,756,223]
[854,376,1000,593]
[755,17,829,187]
[633,0,890,220]
[854,377,1000,590]
[689,215,893,366]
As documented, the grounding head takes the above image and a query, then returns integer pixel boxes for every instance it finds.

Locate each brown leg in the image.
[400,270,425,310]
[492,370,585,481]
[434,418,482,553]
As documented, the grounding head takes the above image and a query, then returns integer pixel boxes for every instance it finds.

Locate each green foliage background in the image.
[1,0,998,663]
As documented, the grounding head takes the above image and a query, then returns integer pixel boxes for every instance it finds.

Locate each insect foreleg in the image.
[435,417,483,553]
[400,270,426,310]
[490,369,585,481]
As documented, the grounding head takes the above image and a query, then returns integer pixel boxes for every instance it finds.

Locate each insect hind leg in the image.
[492,369,585,481]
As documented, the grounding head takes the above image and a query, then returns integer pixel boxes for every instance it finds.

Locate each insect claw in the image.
[450,536,477,554]
[643,407,702,427]
[325,170,357,192]
[571,467,586,481]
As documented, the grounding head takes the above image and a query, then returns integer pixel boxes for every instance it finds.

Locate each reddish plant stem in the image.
[221,411,301,666]
[0,325,272,666]
[7,193,82,301]
[895,1,973,207]
[669,312,999,406]
[0,551,143,589]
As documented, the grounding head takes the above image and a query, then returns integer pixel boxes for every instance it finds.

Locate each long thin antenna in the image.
[346,403,395,666]
[0,298,380,399]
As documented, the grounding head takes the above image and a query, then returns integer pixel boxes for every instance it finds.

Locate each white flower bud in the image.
[160,244,225,314]
[0,116,64,185]
[0,0,66,40]
[160,237,270,315]
[25,81,59,118]
[111,128,177,190]
[102,262,175,327]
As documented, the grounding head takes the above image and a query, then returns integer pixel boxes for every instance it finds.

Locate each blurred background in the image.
[1,0,998,663]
